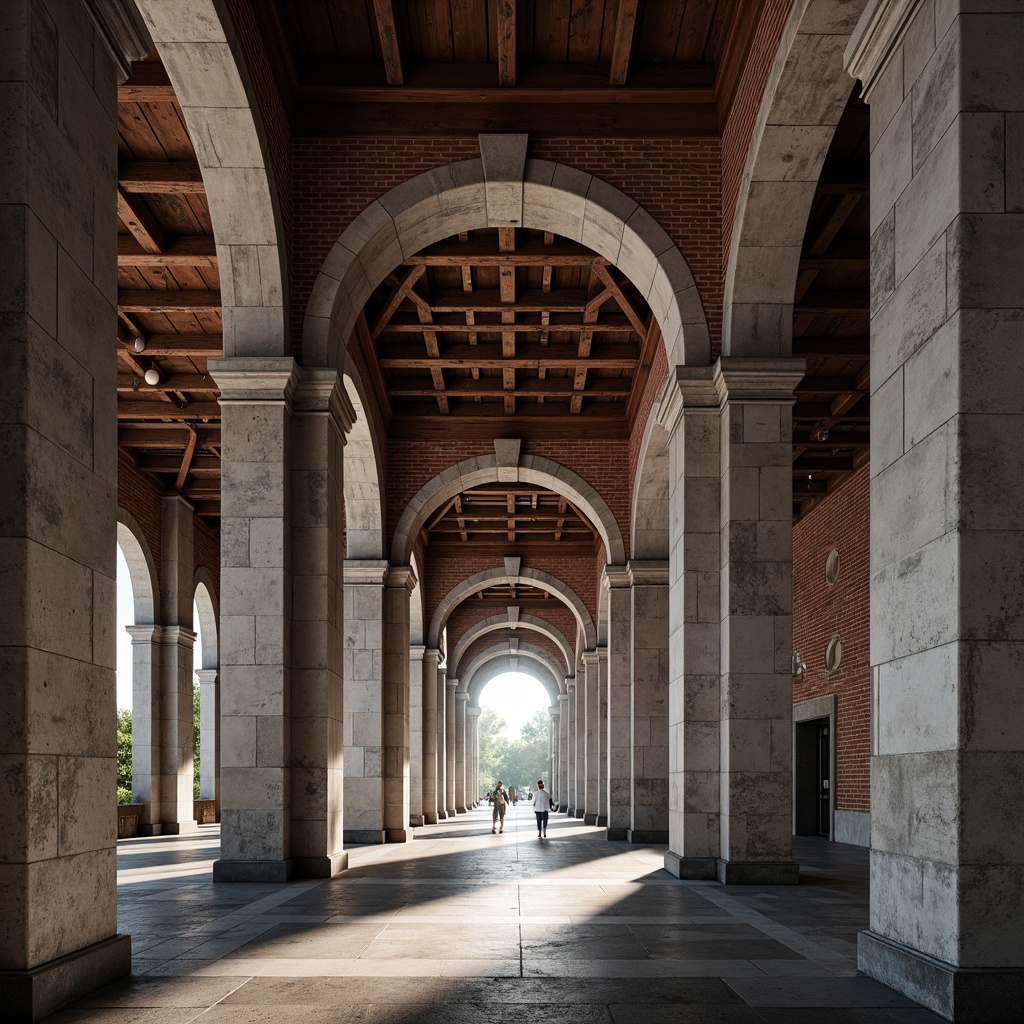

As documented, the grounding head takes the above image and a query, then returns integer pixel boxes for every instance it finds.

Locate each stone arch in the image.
[428,567,596,650]
[409,550,425,646]
[722,0,866,356]
[117,508,158,625]
[450,613,574,679]
[392,453,625,566]
[302,149,710,372]
[463,645,565,705]
[192,567,219,671]
[343,361,385,559]
[631,415,670,559]
[134,0,288,356]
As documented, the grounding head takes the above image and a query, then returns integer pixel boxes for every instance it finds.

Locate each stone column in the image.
[445,678,458,816]
[211,357,300,881]
[156,495,197,834]
[582,650,602,824]
[572,677,585,817]
[421,649,440,823]
[845,4,1024,1016]
[557,691,570,810]
[548,705,560,792]
[0,1,142,1012]
[467,705,481,806]
[197,669,220,814]
[604,567,632,839]
[660,368,723,878]
[290,372,351,876]
[455,691,468,813]
[383,567,414,842]
[408,645,425,827]
[628,561,670,843]
[436,665,448,819]
[342,560,387,844]
[597,650,609,826]
[127,625,161,831]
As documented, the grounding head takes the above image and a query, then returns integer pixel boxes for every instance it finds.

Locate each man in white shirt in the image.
[532,779,554,838]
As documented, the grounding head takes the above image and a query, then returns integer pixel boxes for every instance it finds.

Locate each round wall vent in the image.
[824,548,841,585]
[825,635,843,674]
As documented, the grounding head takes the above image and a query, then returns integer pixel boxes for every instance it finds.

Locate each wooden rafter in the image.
[371,0,405,85]
[118,290,220,313]
[609,0,639,85]
[496,0,516,86]
[593,264,646,336]
[117,188,164,253]
[118,161,205,194]
[371,265,427,338]
[118,235,217,268]
[175,427,198,491]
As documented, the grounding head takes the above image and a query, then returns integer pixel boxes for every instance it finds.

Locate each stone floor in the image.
[52,806,942,1022]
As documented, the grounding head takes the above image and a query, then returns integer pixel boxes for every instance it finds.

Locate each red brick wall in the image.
[792,465,870,814]
[194,518,220,603]
[446,602,579,673]
[459,631,567,685]
[118,459,162,587]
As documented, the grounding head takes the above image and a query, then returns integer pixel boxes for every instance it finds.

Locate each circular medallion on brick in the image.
[825,548,841,585]
[825,635,843,674]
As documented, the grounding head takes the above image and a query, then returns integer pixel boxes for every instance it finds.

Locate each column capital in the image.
[446,678,459,692]
[845,0,925,98]
[601,564,632,590]
[627,559,669,587]
[291,366,357,435]
[455,691,469,703]
[466,705,482,718]
[581,649,606,666]
[715,357,806,404]
[558,693,570,703]
[423,647,442,668]
[196,668,219,685]
[548,705,560,718]
[344,559,389,586]
[125,623,159,644]
[209,356,298,406]
[82,0,150,79]
[386,565,418,593]
[155,625,197,649]
[409,645,427,662]
[564,676,576,689]
[656,365,719,436]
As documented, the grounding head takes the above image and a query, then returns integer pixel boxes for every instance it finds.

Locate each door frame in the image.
[793,695,836,841]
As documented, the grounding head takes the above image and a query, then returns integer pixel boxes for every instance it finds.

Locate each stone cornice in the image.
[343,558,389,586]
[209,357,298,406]
[715,358,806,404]
[846,0,927,98]
[656,364,718,436]
[386,565,418,593]
[292,367,357,435]
[581,648,606,665]
[446,678,459,690]
[628,559,670,587]
[196,668,219,683]
[79,0,150,80]
[455,691,469,702]
[558,692,570,702]
[602,565,632,590]
[466,705,482,717]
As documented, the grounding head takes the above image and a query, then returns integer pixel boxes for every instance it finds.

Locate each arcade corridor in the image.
[56,813,940,1023]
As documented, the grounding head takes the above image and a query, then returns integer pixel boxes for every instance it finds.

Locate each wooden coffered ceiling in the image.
[358,226,659,439]
[252,0,763,136]
[423,483,601,556]
[116,54,223,525]
[470,582,560,606]
[792,90,870,519]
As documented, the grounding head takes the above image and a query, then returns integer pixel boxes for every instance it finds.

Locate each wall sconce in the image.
[792,650,806,677]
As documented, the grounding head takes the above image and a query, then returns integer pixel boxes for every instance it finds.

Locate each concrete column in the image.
[445,678,458,816]
[211,357,297,881]
[466,705,481,806]
[126,625,161,831]
[557,691,570,809]
[660,369,724,878]
[628,561,670,843]
[604,567,632,839]
[342,560,386,844]
[421,649,440,823]
[290,372,351,876]
[582,650,602,824]
[455,692,468,813]
[197,669,220,813]
[846,4,1024,1016]
[156,495,197,834]
[436,666,448,819]
[383,567,414,842]
[408,645,425,827]
[0,2,143,1012]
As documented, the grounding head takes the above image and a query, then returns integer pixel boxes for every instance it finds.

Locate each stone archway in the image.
[463,644,565,702]
[192,569,219,813]
[631,415,670,560]
[722,0,867,356]
[343,364,385,559]
[134,0,288,356]
[427,567,596,651]
[450,613,574,679]
[465,657,564,707]
[301,140,709,372]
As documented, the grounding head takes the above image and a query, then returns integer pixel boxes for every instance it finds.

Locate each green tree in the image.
[193,683,201,799]
[477,708,510,793]
[478,707,552,796]
[117,708,132,804]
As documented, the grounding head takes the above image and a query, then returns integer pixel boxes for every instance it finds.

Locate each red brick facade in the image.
[792,466,870,814]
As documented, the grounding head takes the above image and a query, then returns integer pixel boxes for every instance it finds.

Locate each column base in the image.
[596,815,608,827]
[343,830,385,845]
[213,858,293,882]
[716,859,799,885]
[628,829,669,844]
[0,934,131,1024]
[424,812,439,825]
[436,809,449,820]
[565,806,576,817]
[583,813,598,825]
[575,809,586,820]
[859,930,1024,1023]
[605,827,628,840]
[159,820,199,835]
[293,853,348,878]
[409,815,425,827]
[385,828,411,843]
[446,807,457,817]
[664,852,718,879]
[455,806,467,814]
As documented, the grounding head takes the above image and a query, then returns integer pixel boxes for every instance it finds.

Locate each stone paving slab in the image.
[45,808,947,1023]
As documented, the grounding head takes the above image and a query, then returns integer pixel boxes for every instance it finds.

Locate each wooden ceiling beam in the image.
[792,336,868,357]
[808,193,863,257]
[117,373,219,393]
[118,425,220,447]
[371,0,405,86]
[118,290,221,313]
[119,62,174,103]
[793,430,870,449]
[116,187,164,254]
[795,375,866,395]
[120,333,223,357]
[592,265,646,337]
[496,0,516,87]
[609,0,639,85]
[118,161,205,194]
[140,454,220,475]
[425,288,587,312]
[117,400,222,421]
[407,237,605,265]
[379,316,637,334]
[118,235,217,268]
[385,377,632,399]
[378,344,639,370]
[175,427,198,490]
[371,265,426,338]
[625,319,662,427]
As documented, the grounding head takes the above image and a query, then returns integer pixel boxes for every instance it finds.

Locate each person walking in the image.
[532,779,554,838]
[491,781,509,834]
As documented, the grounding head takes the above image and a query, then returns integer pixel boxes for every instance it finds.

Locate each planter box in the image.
[117,804,142,839]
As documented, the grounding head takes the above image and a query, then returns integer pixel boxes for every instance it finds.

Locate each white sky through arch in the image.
[478,671,551,738]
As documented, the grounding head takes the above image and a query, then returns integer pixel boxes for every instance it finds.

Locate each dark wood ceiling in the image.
[792,89,869,519]
[359,226,659,439]
[254,0,762,135]
[116,54,223,525]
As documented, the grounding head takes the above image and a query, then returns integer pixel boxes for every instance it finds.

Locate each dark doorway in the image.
[795,716,832,838]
